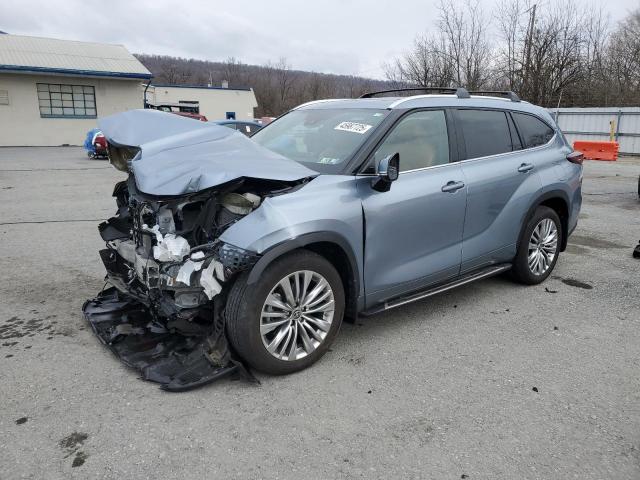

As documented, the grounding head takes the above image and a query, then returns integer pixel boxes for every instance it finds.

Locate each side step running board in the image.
[363,264,512,315]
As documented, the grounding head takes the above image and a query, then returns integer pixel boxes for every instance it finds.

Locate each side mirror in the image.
[371,153,400,192]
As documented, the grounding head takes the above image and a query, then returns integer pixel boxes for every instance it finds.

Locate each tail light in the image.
[567,151,584,165]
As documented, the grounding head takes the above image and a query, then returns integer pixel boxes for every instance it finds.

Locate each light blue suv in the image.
[85,87,583,390]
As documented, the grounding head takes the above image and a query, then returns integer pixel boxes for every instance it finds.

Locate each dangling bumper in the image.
[82,287,256,391]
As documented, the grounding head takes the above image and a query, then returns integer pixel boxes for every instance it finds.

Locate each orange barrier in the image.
[573,140,619,161]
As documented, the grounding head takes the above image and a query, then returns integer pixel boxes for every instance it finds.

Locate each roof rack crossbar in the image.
[359,87,470,99]
[469,90,520,102]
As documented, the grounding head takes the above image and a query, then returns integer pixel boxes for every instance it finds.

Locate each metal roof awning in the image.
[0,34,152,80]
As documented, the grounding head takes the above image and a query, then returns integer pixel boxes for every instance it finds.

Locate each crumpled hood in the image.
[98,109,316,196]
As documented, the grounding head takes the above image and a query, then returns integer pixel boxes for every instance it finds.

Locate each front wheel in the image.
[511,206,562,285]
[225,250,344,375]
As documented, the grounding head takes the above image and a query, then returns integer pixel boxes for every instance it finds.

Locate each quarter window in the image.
[37,83,97,118]
[457,109,512,159]
[373,110,449,172]
[512,112,555,148]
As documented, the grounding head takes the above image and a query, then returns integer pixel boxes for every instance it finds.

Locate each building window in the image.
[36,83,97,118]
[0,90,8,105]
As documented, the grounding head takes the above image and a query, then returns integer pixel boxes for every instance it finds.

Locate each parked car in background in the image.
[215,120,263,136]
[147,102,208,122]
[172,111,208,122]
[84,89,582,390]
[83,128,108,159]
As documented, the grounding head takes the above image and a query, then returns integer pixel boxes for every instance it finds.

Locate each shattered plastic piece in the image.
[176,261,197,285]
[214,261,225,282]
[156,208,176,234]
[200,261,223,300]
[146,224,191,262]
[176,252,205,286]
[191,251,205,260]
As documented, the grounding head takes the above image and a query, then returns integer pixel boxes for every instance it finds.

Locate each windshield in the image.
[251,108,388,172]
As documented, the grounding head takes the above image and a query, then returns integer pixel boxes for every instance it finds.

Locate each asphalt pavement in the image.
[1,147,639,480]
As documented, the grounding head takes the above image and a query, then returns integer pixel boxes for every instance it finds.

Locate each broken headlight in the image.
[107,143,140,172]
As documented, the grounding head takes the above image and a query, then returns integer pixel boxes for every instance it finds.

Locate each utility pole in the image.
[523,3,537,98]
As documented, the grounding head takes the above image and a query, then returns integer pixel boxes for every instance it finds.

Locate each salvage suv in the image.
[84,87,583,390]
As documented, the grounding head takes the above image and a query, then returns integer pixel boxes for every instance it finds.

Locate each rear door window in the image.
[457,109,512,159]
[512,112,555,148]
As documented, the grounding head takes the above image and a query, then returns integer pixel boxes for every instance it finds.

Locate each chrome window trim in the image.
[356,160,457,177]
[399,161,458,175]
[355,133,557,176]
[458,132,557,165]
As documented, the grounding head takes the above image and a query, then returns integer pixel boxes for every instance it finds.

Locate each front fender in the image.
[219,175,364,295]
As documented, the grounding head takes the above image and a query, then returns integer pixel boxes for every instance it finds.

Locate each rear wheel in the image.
[225,250,344,375]
[511,206,562,284]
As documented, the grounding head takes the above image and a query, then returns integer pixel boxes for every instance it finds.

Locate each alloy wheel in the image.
[260,270,335,361]
[528,218,558,275]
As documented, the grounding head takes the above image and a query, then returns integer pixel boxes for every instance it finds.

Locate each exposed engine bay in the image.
[85,174,309,391]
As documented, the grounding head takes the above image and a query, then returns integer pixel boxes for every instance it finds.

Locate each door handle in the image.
[518,163,534,173]
[441,180,465,193]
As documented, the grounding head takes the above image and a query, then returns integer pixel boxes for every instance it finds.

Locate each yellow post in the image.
[609,120,615,142]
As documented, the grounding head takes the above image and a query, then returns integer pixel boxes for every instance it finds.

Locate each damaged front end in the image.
[84,179,269,390]
[83,110,316,390]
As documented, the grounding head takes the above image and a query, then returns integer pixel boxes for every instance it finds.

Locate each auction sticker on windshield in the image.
[334,122,373,134]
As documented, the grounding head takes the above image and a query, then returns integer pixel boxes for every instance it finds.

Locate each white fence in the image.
[551,107,640,156]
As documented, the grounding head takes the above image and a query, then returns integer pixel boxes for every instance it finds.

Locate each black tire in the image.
[511,206,562,285]
[225,249,344,375]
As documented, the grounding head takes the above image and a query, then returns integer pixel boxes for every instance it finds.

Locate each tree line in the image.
[385,0,640,108]
[136,55,390,118]
[136,0,639,117]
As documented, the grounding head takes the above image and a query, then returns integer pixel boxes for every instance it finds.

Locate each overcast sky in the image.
[1,0,637,79]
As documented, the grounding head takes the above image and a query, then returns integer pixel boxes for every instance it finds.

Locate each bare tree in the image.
[220,57,248,87]
[606,9,640,101]
[157,58,192,84]
[272,57,295,111]
[384,35,454,87]
[437,0,493,89]
[385,0,492,89]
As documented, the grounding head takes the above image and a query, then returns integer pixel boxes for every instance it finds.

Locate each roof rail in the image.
[469,90,520,102]
[359,87,470,99]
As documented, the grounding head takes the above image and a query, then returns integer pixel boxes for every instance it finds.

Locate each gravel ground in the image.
[1,147,639,480]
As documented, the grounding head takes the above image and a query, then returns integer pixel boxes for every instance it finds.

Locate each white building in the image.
[145,84,258,122]
[0,34,151,146]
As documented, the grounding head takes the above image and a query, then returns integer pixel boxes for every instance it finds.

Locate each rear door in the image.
[455,108,543,273]
[359,109,467,306]
[512,111,569,183]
